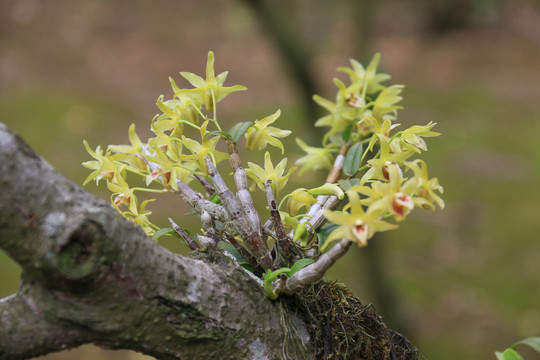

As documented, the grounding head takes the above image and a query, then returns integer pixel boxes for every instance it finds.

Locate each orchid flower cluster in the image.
[83,52,443,299]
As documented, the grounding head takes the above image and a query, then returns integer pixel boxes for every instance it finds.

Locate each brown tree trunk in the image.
[0,122,420,359]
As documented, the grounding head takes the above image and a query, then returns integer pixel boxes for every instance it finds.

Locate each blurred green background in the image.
[1,0,540,359]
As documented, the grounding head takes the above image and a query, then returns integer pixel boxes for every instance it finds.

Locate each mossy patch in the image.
[283,281,423,360]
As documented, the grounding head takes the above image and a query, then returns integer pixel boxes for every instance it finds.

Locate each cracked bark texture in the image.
[0,122,418,360]
[0,121,310,360]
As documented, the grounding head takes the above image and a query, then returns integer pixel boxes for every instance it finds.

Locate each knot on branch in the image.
[56,219,103,282]
[39,217,106,290]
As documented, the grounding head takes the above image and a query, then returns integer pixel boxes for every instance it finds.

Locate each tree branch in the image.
[0,122,309,359]
[0,279,96,359]
[276,239,352,296]
[0,122,420,360]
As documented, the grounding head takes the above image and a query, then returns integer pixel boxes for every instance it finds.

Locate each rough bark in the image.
[0,122,310,359]
[0,122,419,359]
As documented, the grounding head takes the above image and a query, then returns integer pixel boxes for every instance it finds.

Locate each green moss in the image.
[283,281,423,360]
[58,240,95,280]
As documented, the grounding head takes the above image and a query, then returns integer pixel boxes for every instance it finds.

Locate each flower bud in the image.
[308,183,345,199]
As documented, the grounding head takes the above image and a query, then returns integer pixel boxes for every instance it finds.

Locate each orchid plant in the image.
[83,51,444,299]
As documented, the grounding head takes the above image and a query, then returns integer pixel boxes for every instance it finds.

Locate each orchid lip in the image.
[352,220,369,245]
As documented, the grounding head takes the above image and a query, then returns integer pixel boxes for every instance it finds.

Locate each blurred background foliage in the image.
[1,0,540,359]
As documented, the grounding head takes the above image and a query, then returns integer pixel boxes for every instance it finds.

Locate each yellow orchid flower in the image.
[82,140,119,185]
[322,190,397,250]
[176,51,246,111]
[406,159,445,210]
[353,163,420,222]
[107,167,139,215]
[108,166,168,216]
[168,77,201,125]
[107,124,147,171]
[155,96,185,134]
[286,188,317,216]
[144,146,196,190]
[245,110,291,154]
[294,138,335,175]
[181,120,228,171]
[367,116,400,142]
[279,210,300,230]
[400,122,440,153]
[120,199,160,237]
[361,134,414,183]
[148,121,186,163]
[372,85,404,120]
[312,83,358,144]
[246,152,296,196]
[337,53,391,95]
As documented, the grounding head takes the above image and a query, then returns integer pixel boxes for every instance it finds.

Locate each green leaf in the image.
[503,349,523,360]
[512,337,540,353]
[262,267,291,300]
[317,223,339,250]
[218,242,247,264]
[239,263,253,272]
[328,133,345,146]
[342,119,358,141]
[288,258,315,276]
[151,227,177,241]
[338,179,360,191]
[263,267,291,282]
[209,192,221,204]
[343,142,363,176]
[208,131,231,140]
[229,121,254,142]
[495,337,540,360]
